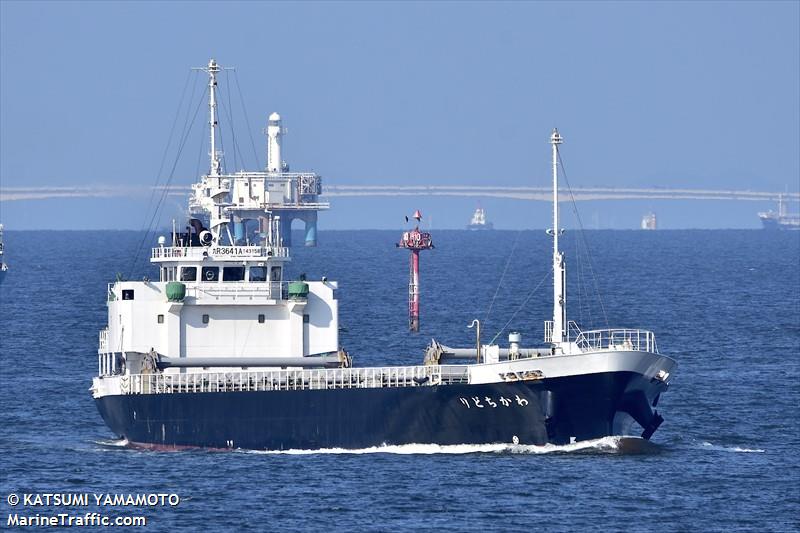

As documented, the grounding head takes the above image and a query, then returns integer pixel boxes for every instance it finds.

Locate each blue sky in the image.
[1,1,798,229]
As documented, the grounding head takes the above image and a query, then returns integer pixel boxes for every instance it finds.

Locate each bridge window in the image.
[202,314,209,324]
[258,314,265,323]
[201,266,219,282]
[160,267,177,282]
[249,267,268,282]
[181,267,197,282]
[223,266,245,282]
[271,266,282,282]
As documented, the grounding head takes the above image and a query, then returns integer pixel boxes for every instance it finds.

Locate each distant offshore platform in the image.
[641,213,657,230]
[467,207,493,230]
[187,61,328,246]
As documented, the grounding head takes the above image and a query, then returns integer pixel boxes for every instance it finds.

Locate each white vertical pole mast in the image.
[550,129,566,344]
[207,59,221,177]
[193,59,224,177]
[192,59,234,243]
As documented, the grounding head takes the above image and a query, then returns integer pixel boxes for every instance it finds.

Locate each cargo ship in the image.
[758,195,800,230]
[91,60,676,450]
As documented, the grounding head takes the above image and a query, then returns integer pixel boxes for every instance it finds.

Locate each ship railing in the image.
[107,278,290,301]
[186,282,289,301]
[543,320,582,344]
[224,171,321,180]
[121,364,469,395]
[573,329,658,354]
[151,246,289,260]
[98,328,109,353]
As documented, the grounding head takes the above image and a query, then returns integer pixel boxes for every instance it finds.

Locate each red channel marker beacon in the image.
[396,210,434,332]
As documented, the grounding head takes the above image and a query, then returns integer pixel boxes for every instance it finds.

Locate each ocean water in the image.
[0,229,798,532]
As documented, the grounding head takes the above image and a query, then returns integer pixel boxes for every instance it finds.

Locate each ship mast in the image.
[193,58,234,244]
[549,129,566,344]
[193,58,232,177]
[204,58,222,177]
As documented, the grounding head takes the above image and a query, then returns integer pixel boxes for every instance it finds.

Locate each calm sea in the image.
[1,229,798,532]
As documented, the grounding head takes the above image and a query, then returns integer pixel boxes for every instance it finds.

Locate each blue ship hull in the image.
[95,371,667,450]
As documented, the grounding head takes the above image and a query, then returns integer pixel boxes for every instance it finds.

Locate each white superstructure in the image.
[94,61,342,383]
[98,242,340,377]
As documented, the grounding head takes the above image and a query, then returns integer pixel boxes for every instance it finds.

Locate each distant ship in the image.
[0,224,8,283]
[467,207,494,230]
[641,213,657,230]
[758,195,800,230]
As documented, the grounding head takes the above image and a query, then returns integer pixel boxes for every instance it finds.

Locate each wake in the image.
[244,436,658,456]
[698,441,765,453]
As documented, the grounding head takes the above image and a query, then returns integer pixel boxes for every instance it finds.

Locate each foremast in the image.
[549,129,567,345]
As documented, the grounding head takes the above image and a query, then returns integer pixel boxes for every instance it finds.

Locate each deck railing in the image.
[574,329,658,354]
[187,282,288,301]
[543,320,583,344]
[544,321,657,354]
[98,328,109,353]
[151,245,289,260]
[119,364,470,395]
[107,281,291,302]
